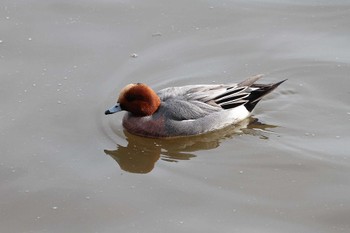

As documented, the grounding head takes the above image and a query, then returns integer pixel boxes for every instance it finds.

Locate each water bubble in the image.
[57,100,62,104]
[152,32,162,37]
[28,37,32,41]
[52,206,58,210]
[130,53,138,58]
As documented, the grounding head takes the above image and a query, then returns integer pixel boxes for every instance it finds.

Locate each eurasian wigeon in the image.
[105,75,285,138]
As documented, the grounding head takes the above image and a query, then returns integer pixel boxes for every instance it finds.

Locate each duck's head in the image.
[105,83,161,116]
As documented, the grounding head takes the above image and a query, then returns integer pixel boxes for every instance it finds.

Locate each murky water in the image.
[1,1,350,232]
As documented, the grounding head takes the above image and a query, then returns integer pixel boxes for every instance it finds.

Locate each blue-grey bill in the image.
[105,105,122,115]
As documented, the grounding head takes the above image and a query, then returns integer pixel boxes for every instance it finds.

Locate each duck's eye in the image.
[125,93,143,101]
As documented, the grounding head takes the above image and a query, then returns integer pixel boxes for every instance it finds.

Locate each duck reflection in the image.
[104,118,277,174]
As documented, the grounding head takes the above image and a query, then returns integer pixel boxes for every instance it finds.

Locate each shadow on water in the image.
[104,117,278,174]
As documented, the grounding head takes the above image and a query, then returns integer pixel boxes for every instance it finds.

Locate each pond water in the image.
[1,1,350,232]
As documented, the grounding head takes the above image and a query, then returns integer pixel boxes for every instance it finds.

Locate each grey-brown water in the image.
[1,1,350,232]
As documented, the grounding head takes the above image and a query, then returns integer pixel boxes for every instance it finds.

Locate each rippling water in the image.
[1,1,350,232]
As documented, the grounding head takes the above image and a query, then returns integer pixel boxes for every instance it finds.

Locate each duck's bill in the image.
[105,105,122,115]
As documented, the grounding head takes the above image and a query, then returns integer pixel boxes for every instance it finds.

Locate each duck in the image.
[105,75,286,138]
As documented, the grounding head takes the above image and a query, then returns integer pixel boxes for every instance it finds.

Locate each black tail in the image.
[244,79,287,112]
